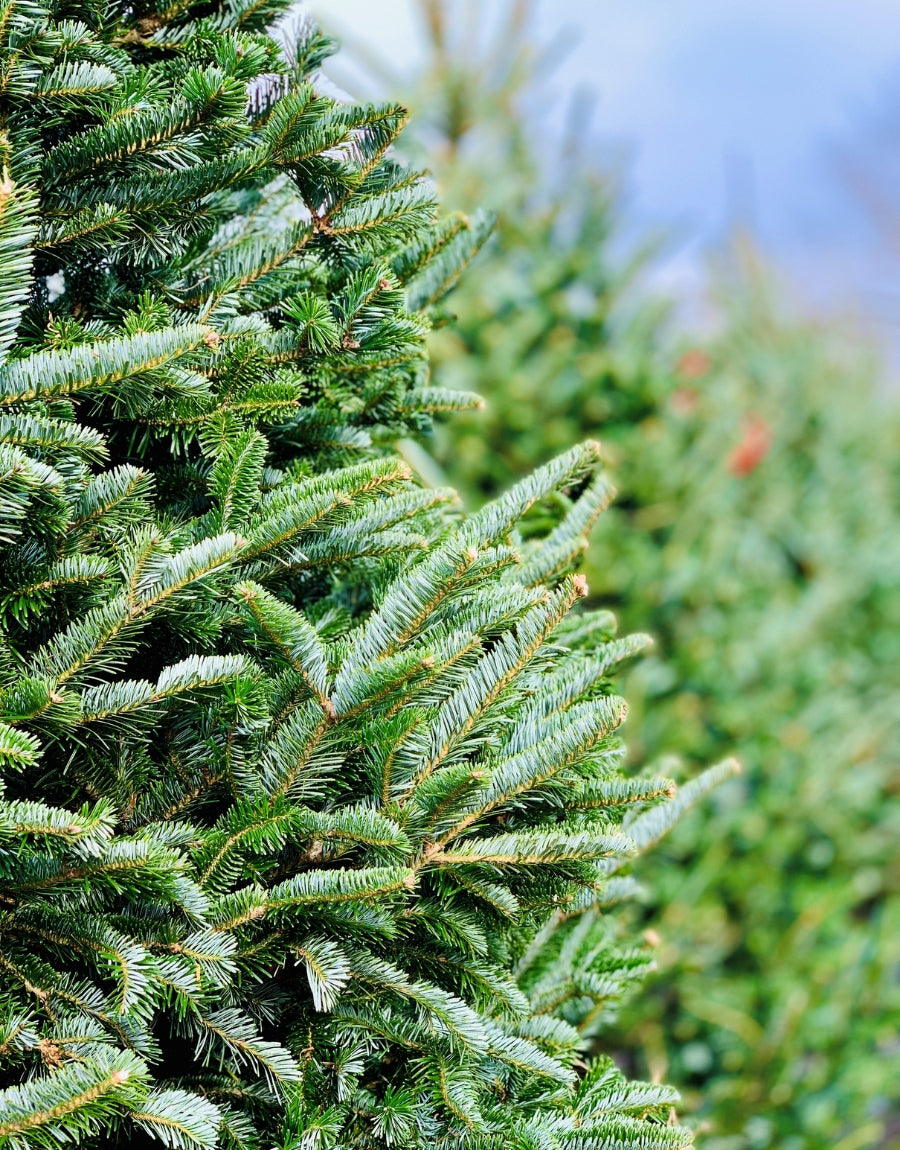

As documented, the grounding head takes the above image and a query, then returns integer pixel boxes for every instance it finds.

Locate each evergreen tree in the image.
[605,275,900,1148]
[364,4,900,1144]
[0,2,728,1147]
[338,0,667,514]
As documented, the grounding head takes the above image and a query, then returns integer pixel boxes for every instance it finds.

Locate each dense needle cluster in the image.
[0,1,729,1146]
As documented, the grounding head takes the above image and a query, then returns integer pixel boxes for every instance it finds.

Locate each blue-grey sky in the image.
[316,0,900,343]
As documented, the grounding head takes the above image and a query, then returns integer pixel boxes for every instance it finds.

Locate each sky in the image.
[312,0,900,347]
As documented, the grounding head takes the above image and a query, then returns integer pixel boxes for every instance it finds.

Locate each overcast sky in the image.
[313,0,900,341]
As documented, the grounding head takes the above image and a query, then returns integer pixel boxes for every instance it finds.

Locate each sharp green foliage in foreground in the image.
[372,3,900,1145]
[0,1,724,1146]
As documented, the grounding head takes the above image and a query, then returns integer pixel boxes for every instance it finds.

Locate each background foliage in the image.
[357,3,900,1146]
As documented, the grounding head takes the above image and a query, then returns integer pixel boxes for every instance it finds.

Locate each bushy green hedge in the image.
[377,6,900,1145]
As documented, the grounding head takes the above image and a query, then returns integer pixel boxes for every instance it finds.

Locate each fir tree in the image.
[337,0,667,513]
[0,2,730,1147]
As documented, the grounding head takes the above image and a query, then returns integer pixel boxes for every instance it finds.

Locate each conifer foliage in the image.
[0,2,730,1146]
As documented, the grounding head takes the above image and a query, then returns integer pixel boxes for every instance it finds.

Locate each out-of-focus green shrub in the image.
[354,4,900,1146]
[603,279,900,1150]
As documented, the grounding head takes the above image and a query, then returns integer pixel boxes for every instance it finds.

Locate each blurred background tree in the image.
[328,2,900,1147]
[606,274,900,1150]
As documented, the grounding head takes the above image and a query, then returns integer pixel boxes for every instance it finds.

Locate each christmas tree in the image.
[340,0,668,516]
[606,269,900,1147]
[0,2,730,1146]
[363,3,900,1145]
